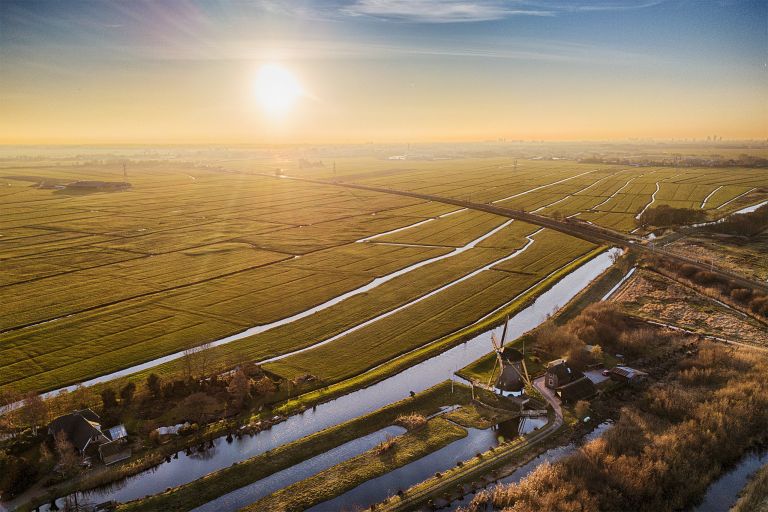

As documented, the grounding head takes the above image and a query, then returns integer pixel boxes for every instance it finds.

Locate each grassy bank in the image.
[732,462,768,512]
[241,417,467,512]
[119,381,472,512]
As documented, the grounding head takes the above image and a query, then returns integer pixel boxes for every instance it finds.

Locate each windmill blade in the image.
[486,354,500,388]
[521,360,532,388]
[500,315,510,344]
[491,332,501,352]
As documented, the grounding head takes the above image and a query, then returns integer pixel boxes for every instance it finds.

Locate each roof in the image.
[610,366,648,380]
[77,408,101,423]
[107,424,128,441]
[48,410,108,452]
[500,347,524,363]
[99,440,131,465]
[496,364,525,392]
[547,361,573,382]
[557,377,596,403]
[546,358,567,368]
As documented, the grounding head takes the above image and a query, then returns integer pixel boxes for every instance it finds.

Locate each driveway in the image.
[533,376,562,426]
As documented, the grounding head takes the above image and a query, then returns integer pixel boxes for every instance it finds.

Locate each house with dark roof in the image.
[48,409,109,455]
[556,376,597,404]
[545,359,581,389]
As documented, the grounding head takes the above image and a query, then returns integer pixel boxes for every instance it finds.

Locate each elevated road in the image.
[279,175,768,294]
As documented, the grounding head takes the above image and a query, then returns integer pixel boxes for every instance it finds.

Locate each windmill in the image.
[487,318,532,395]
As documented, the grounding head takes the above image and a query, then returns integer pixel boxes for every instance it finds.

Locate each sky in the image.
[0,0,766,144]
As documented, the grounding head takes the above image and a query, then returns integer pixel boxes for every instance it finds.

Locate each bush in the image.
[100,388,118,410]
[574,400,590,420]
[638,205,705,227]
[146,373,162,398]
[396,413,427,430]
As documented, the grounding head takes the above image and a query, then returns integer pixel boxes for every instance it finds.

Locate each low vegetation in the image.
[637,204,705,227]
[460,336,768,511]
[732,463,768,512]
[650,256,768,318]
[700,202,768,236]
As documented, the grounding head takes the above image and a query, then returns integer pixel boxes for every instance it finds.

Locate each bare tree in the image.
[183,342,213,380]
[54,430,80,478]
[20,392,48,435]
[0,388,22,437]
[227,368,251,409]
[69,385,94,411]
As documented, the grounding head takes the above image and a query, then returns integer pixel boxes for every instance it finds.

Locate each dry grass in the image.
[732,463,768,512]
[395,413,427,430]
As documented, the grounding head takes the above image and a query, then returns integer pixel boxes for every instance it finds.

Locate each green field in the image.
[1,156,767,396]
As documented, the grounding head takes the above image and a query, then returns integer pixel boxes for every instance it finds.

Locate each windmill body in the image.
[487,321,532,397]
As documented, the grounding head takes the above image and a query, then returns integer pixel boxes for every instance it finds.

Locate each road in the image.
[284,176,768,294]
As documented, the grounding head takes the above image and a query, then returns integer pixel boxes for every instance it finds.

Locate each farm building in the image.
[48,410,130,463]
[545,359,580,389]
[556,376,597,404]
[545,359,597,404]
[609,366,649,384]
[99,426,131,466]
[48,409,109,454]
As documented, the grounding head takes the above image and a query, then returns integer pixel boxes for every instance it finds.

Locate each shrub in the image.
[574,400,590,420]
[396,413,427,430]
[374,435,397,456]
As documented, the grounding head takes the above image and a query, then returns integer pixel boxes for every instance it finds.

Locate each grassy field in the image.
[2,156,767,397]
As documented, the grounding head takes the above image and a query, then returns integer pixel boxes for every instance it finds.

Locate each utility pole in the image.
[123,161,127,179]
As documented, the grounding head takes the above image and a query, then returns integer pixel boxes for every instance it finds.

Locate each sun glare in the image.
[254,63,302,115]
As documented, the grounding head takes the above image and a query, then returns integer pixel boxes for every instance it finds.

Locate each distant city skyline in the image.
[1,0,766,144]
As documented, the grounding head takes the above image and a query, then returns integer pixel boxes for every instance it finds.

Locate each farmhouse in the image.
[48,409,109,454]
[545,359,597,403]
[48,410,131,464]
[545,359,578,389]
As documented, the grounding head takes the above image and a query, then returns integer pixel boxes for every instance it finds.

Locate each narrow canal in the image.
[44,249,620,509]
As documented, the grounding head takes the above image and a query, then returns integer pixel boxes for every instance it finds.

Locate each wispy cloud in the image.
[339,0,665,23]
[341,0,552,22]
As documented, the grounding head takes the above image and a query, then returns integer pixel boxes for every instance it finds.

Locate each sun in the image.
[254,63,302,115]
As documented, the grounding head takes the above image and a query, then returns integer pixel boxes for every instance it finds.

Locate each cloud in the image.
[341,0,553,23]
[339,0,665,23]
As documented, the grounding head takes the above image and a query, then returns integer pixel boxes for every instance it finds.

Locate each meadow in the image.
[1,155,767,397]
